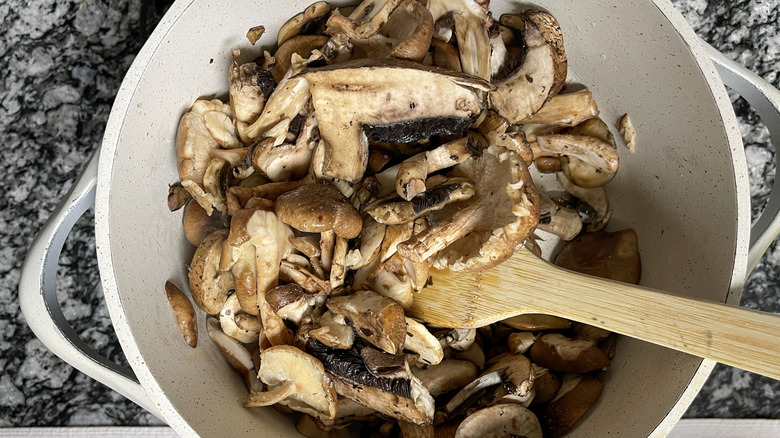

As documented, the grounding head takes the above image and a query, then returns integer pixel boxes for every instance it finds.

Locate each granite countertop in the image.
[1,0,778,428]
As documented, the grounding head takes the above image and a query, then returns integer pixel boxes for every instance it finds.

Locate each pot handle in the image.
[704,40,780,275]
[18,150,163,421]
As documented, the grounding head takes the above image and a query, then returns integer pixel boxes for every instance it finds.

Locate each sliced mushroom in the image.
[307,339,435,425]
[272,35,331,83]
[501,313,572,332]
[450,341,486,370]
[426,0,491,79]
[206,317,261,392]
[247,345,338,422]
[537,192,582,241]
[251,110,319,182]
[557,172,611,232]
[182,199,228,247]
[229,52,276,143]
[477,111,533,164]
[553,228,641,284]
[327,290,407,355]
[507,331,536,354]
[490,11,567,124]
[429,37,461,72]
[366,178,475,225]
[204,110,242,149]
[280,260,332,295]
[530,333,611,373]
[361,345,411,379]
[244,62,312,142]
[542,374,604,438]
[348,0,404,39]
[530,364,561,405]
[571,322,612,343]
[278,1,332,46]
[412,360,478,397]
[404,317,444,366]
[266,283,313,327]
[300,58,490,182]
[188,229,234,314]
[439,328,476,352]
[310,310,355,350]
[395,135,481,200]
[345,218,386,270]
[329,237,349,289]
[165,281,198,348]
[536,134,618,188]
[445,352,534,414]
[245,25,265,45]
[619,113,637,153]
[398,146,540,272]
[219,294,261,344]
[516,88,599,126]
[455,404,542,438]
[275,183,363,239]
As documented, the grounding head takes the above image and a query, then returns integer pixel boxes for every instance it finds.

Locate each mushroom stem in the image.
[395,136,479,200]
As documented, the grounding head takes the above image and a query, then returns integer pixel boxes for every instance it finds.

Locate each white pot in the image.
[20,0,780,436]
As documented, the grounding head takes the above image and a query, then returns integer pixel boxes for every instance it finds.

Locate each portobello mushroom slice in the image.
[307,339,435,425]
[299,58,491,182]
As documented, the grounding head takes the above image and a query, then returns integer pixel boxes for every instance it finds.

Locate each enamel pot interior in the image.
[95,0,749,436]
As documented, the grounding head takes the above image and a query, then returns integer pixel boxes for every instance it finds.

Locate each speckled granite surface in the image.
[1,0,778,428]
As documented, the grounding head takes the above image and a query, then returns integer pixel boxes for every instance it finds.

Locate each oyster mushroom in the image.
[455,404,542,438]
[278,1,332,46]
[327,289,407,355]
[490,11,567,124]
[299,58,491,182]
[275,183,363,239]
[188,229,234,315]
[530,333,611,373]
[246,345,338,422]
[307,339,435,425]
[165,281,198,348]
[398,145,540,272]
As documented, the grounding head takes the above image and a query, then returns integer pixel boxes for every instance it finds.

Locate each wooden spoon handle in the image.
[526,275,780,380]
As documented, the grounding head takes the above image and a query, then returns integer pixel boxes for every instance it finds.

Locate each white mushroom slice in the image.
[395,136,479,200]
[188,229,234,315]
[329,237,349,289]
[399,146,540,272]
[348,0,404,38]
[488,29,508,80]
[220,294,261,344]
[278,1,332,46]
[244,66,311,142]
[206,317,261,392]
[440,328,476,351]
[251,135,315,182]
[404,317,444,366]
[537,192,582,241]
[455,404,543,438]
[327,290,407,355]
[490,11,567,124]
[619,113,637,153]
[426,0,491,79]
[516,89,599,126]
[247,345,338,422]
[280,260,332,295]
[557,172,611,232]
[413,360,478,397]
[310,311,355,350]
[366,179,476,225]
[229,51,275,137]
[265,283,314,327]
[300,58,490,182]
[536,134,618,188]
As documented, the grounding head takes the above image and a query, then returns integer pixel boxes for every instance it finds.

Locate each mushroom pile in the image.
[166,1,641,437]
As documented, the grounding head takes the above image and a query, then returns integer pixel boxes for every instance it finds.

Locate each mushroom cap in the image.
[529,333,611,373]
[454,403,543,438]
[326,289,407,355]
[188,229,234,314]
[275,183,363,239]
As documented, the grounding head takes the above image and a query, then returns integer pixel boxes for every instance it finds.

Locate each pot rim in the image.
[94,0,751,436]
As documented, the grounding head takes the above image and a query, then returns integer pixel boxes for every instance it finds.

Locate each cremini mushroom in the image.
[348,0,404,39]
[165,280,198,348]
[426,0,492,79]
[345,218,386,270]
[490,11,567,124]
[508,331,536,354]
[439,328,476,352]
[300,58,490,182]
[309,310,355,350]
[365,178,475,225]
[455,404,543,438]
[398,145,540,272]
[537,192,582,241]
[530,364,561,405]
[327,289,407,355]
[275,183,363,239]
[265,283,314,327]
[229,51,276,144]
[429,37,461,71]
[542,374,604,438]
[530,333,611,373]
[557,172,611,232]
[413,359,478,397]
[535,133,618,189]
[168,184,190,211]
[271,35,331,83]
[188,229,234,315]
[477,111,533,164]
[501,313,571,332]
[404,317,444,366]
[246,345,338,422]
[445,352,535,414]
[516,88,599,126]
[554,228,641,284]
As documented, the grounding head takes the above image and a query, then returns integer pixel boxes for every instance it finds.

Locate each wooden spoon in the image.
[408,247,780,381]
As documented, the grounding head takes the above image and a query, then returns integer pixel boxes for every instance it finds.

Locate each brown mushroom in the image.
[278,1,332,46]
[206,317,261,392]
[515,88,599,126]
[275,183,363,239]
[412,360,478,397]
[165,281,198,348]
[455,404,543,438]
[327,289,407,355]
[309,310,355,350]
[182,199,228,247]
[529,333,611,373]
[542,374,604,438]
[188,229,234,315]
[445,352,535,414]
[553,229,641,284]
[272,35,331,83]
[404,317,444,366]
